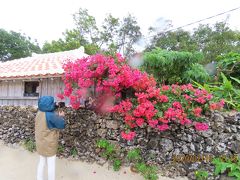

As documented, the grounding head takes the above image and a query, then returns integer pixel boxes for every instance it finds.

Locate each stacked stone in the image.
[0,106,239,179]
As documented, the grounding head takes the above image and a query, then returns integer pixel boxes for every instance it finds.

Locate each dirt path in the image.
[0,141,187,180]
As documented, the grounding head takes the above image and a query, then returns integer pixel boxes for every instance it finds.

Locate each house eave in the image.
[0,74,63,81]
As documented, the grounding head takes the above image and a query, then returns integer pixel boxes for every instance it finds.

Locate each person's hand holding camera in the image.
[58,111,65,117]
[55,102,66,117]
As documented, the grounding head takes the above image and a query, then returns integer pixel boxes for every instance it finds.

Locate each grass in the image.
[23,139,36,152]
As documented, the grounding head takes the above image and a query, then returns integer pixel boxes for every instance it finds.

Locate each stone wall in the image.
[0,106,240,179]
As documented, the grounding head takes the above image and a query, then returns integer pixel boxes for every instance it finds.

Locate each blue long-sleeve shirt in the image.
[38,96,65,129]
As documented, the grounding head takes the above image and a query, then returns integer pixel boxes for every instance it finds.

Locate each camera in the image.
[55,102,66,109]
[84,97,95,110]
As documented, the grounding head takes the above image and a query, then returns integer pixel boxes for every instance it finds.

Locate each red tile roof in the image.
[0,48,87,79]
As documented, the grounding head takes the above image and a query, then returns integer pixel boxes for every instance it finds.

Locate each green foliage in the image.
[70,147,78,157]
[142,48,205,84]
[103,144,115,160]
[0,29,41,61]
[231,76,240,85]
[44,9,142,58]
[113,159,122,171]
[127,148,142,162]
[149,21,240,64]
[42,29,88,53]
[127,149,158,180]
[194,22,240,63]
[97,139,121,171]
[73,8,99,44]
[214,73,240,110]
[193,81,214,93]
[183,63,210,83]
[212,157,240,179]
[100,14,119,49]
[42,40,65,53]
[195,170,209,180]
[216,52,240,80]
[149,29,198,53]
[97,140,158,179]
[57,144,65,153]
[97,139,110,149]
[135,162,158,180]
[23,139,36,152]
[84,44,101,55]
[97,139,116,160]
[194,73,240,111]
[117,14,142,57]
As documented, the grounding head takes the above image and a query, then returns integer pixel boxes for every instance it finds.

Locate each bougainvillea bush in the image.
[59,53,224,141]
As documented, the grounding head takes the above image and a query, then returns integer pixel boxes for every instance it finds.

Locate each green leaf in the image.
[221,73,233,90]
[230,77,240,85]
[228,171,240,178]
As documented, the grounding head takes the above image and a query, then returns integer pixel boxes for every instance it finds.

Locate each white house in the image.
[0,47,87,106]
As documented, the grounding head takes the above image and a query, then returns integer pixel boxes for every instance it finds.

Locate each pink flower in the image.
[158,95,169,103]
[180,118,192,125]
[194,122,209,131]
[135,92,148,103]
[210,99,225,110]
[157,124,169,131]
[136,118,144,127]
[164,108,176,120]
[57,93,64,100]
[210,103,218,110]
[219,99,225,107]
[121,131,136,141]
[183,94,192,101]
[195,97,206,104]
[148,119,158,128]
[172,101,182,109]
[133,105,146,117]
[193,107,202,117]
[69,95,80,109]
[158,118,168,123]
[161,85,169,91]
[112,99,133,114]
[61,53,221,141]
[124,114,136,128]
[186,84,194,91]
[206,94,213,100]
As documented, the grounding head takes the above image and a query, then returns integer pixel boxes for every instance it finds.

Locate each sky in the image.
[0,0,239,47]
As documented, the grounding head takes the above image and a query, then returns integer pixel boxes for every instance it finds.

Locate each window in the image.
[24,81,39,97]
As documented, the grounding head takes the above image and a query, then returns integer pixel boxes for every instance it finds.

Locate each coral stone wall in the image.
[0,106,240,179]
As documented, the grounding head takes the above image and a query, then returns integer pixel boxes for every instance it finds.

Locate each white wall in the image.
[0,77,66,106]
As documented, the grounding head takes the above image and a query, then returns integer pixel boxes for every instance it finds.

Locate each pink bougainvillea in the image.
[60,53,224,141]
[157,124,169,131]
[121,131,136,141]
[193,107,202,117]
[194,122,209,131]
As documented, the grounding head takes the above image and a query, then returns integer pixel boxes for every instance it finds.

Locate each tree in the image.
[42,29,99,55]
[216,52,240,79]
[117,14,142,57]
[142,48,209,84]
[42,39,66,53]
[43,29,86,53]
[148,21,240,64]
[99,14,120,51]
[73,8,99,44]
[149,29,197,52]
[98,13,142,57]
[192,22,240,63]
[0,29,41,62]
[43,9,142,58]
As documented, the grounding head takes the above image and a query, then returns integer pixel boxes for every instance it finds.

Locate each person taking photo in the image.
[35,96,65,180]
